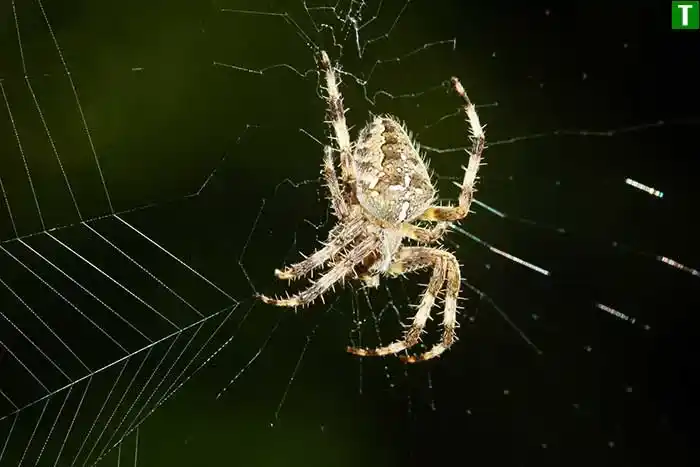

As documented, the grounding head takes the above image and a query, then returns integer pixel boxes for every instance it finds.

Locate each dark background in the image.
[0,0,698,466]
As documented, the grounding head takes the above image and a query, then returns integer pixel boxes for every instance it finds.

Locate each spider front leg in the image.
[260,235,378,308]
[420,77,486,224]
[347,247,449,359]
[318,51,356,185]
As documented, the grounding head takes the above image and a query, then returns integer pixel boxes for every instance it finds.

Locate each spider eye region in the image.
[355,116,435,224]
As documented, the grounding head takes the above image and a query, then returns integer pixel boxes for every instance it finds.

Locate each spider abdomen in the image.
[354,116,435,224]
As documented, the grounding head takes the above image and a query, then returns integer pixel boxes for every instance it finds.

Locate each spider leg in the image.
[347,247,446,357]
[318,51,356,186]
[322,145,349,219]
[260,235,378,308]
[273,217,363,281]
[400,222,450,244]
[401,250,461,363]
[419,77,485,223]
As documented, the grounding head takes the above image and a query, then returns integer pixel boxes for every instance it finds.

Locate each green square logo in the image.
[672,1,700,29]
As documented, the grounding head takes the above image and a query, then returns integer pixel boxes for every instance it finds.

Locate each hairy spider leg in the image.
[347,247,461,362]
[400,222,450,244]
[318,51,356,186]
[274,217,364,281]
[260,235,378,308]
[401,248,461,363]
[419,77,485,223]
[322,146,350,219]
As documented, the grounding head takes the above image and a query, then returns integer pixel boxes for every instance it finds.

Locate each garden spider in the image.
[259,50,485,363]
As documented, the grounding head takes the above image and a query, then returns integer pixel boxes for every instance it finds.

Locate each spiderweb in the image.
[0,0,239,465]
[1,0,698,466]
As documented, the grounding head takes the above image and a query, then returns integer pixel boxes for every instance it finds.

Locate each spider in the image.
[259,50,485,363]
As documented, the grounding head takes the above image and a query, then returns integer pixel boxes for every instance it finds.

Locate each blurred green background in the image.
[0,0,698,466]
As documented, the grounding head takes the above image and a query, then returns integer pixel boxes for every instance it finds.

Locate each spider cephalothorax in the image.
[259,50,485,363]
